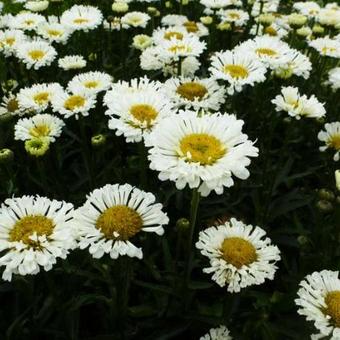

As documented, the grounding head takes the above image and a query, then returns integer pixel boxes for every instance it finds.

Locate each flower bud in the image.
[147,7,159,16]
[91,134,106,147]
[0,148,14,164]
[296,26,312,37]
[258,13,275,25]
[24,1,49,12]
[287,13,307,27]
[133,34,152,50]
[25,138,50,157]
[312,24,325,35]
[176,218,190,231]
[217,22,231,31]
[316,200,333,213]
[200,16,213,25]
[112,1,129,13]
[297,235,309,246]
[318,188,335,201]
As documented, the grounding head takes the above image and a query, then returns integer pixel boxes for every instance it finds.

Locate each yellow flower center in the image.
[168,44,192,54]
[33,92,50,105]
[84,80,99,89]
[328,134,340,150]
[95,205,143,240]
[256,48,277,56]
[324,291,340,327]
[64,95,86,111]
[184,21,198,33]
[164,31,184,40]
[73,18,89,24]
[322,47,336,54]
[4,37,15,46]
[129,104,158,127]
[28,50,46,61]
[264,26,278,36]
[176,82,208,101]
[47,29,62,37]
[228,12,241,19]
[29,124,51,138]
[179,133,226,165]
[9,215,54,248]
[223,64,249,79]
[220,237,257,268]
[7,98,19,112]
[24,19,35,26]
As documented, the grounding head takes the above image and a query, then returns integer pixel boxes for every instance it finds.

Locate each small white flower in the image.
[58,55,87,70]
[309,37,340,58]
[73,183,169,260]
[200,325,233,340]
[196,218,280,292]
[318,122,340,161]
[121,11,150,29]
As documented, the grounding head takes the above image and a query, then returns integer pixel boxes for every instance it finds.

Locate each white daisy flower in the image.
[0,196,75,281]
[157,35,206,63]
[58,55,87,70]
[328,67,340,91]
[14,113,65,143]
[36,21,72,44]
[196,218,281,292]
[318,122,340,161]
[105,90,174,143]
[209,50,267,95]
[161,14,188,27]
[103,77,162,107]
[61,5,103,32]
[146,111,259,197]
[0,29,26,57]
[17,82,63,113]
[200,0,241,11]
[180,20,209,37]
[0,93,24,117]
[235,36,292,70]
[317,8,340,27]
[24,1,49,12]
[67,71,113,95]
[15,39,57,70]
[163,77,226,111]
[10,12,45,30]
[163,56,201,78]
[121,11,150,29]
[218,9,249,26]
[152,26,189,44]
[51,90,96,119]
[200,325,233,340]
[293,2,320,18]
[308,37,340,58]
[73,183,169,260]
[103,17,121,31]
[295,270,340,340]
[272,86,326,120]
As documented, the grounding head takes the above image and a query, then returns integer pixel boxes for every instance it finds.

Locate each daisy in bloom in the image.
[15,39,57,70]
[58,55,87,70]
[201,0,241,13]
[61,5,103,32]
[293,1,320,18]
[0,29,26,57]
[317,8,340,27]
[318,122,340,161]
[0,196,75,281]
[158,35,206,62]
[308,37,340,58]
[161,14,188,27]
[163,77,226,111]
[328,67,340,91]
[152,26,188,44]
[273,49,312,80]
[180,20,209,37]
[196,218,281,292]
[24,1,49,12]
[132,34,152,50]
[218,9,249,26]
[295,270,340,339]
[67,71,113,95]
[36,21,72,44]
[10,12,45,30]
[51,90,96,119]
[121,11,150,29]
[105,90,174,143]
[146,111,259,196]
[0,93,24,116]
[17,83,63,113]
[272,86,326,120]
[200,325,233,340]
[73,183,169,260]
[209,50,267,95]
[14,113,65,143]
[235,36,292,70]
[162,56,200,78]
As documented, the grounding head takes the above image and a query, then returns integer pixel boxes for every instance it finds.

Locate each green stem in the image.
[138,142,148,189]
[184,188,200,308]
